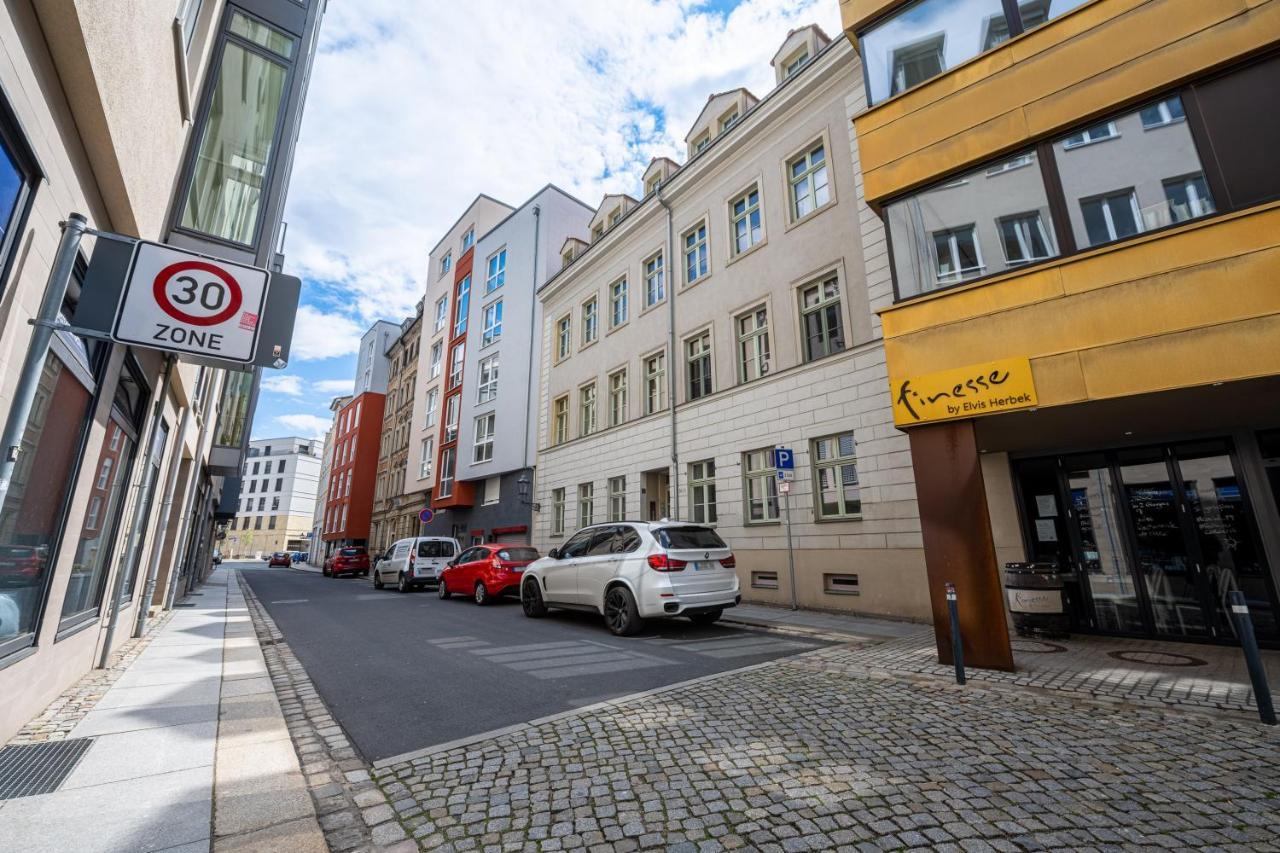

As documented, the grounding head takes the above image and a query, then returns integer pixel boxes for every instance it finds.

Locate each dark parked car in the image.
[323,547,370,578]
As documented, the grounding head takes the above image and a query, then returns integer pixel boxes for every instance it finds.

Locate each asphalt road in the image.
[235,561,829,763]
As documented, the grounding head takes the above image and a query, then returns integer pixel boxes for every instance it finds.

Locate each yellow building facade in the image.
[842,0,1280,666]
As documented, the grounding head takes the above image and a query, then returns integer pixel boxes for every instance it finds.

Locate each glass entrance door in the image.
[1016,438,1279,644]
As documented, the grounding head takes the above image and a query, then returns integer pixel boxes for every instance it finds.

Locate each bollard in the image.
[946,581,965,685]
[1229,590,1276,726]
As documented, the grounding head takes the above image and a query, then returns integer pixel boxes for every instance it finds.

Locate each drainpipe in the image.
[98,354,176,668]
[655,186,679,519]
[522,204,541,488]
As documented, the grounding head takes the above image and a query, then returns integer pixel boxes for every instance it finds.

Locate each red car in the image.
[267,552,291,568]
[323,547,370,578]
[438,544,539,605]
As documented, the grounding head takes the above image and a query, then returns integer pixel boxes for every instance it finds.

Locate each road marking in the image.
[477,646,616,664]
[665,635,801,652]
[471,641,599,657]
[507,651,650,672]
[693,640,812,658]
[268,598,309,605]
[428,636,477,643]
[433,640,493,649]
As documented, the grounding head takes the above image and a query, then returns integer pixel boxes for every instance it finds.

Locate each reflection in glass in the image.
[61,419,135,622]
[214,369,254,447]
[1066,461,1144,634]
[180,37,288,245]
[1056,95,1214,248]
[886,150,1057,297]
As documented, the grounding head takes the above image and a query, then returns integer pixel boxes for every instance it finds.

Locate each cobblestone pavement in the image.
[240,573,414,852]
[809,631,1280,717]
[373,645,1280,852]
[5,610,174,746]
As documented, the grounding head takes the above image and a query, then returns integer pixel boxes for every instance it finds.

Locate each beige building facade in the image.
[533,27,930,620]
[372,302,425,552]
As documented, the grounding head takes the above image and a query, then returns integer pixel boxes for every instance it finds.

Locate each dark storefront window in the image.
[0,90,40,301]
[119,420,170,601]
[59,357,148,630]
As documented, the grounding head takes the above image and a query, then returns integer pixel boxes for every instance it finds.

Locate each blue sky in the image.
[253,0,840,441]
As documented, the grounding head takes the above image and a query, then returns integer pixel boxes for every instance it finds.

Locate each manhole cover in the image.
[0,738,95,800]
[1011,639,1067,654]
[1107,649,1208,667]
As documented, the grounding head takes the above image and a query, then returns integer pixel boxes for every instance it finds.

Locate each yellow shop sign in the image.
[891,357,1037,427]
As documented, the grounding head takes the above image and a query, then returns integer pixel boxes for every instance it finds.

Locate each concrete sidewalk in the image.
[724,601,929,640]
[0,569,325,852]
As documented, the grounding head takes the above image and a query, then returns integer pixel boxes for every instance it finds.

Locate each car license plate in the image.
[693,561,709,572]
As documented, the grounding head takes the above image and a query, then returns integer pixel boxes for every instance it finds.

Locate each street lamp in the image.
[517,472,540,511]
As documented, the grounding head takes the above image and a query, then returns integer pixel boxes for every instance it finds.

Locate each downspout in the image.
[656,186,679,519]
[522,204,541,476]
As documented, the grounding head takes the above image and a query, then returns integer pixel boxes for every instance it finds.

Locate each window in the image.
[693,132,711,153]
[254,516,263,530]
[483,476,500,505]
[743,448,779,523]
[258,497,266,511]
[997,213,1054,266]
[434,297,447,332]
[609,278,628,327]
[800,277,845,361]
[812,434,861,519]
[1163,174,1215,223]
[689,460,717,524]
[1062,121,1119,149]
[462,227,475,252]
[109,427,121,451]
[429,341,442,378]
[608,477,626,521]
[179,12,293,246]
[858,0,1089,106]
[683,223,708,284]
[579,383,597,437]
[473,414,495,463]
[730,186,762,254]
[784,50,809,79]
[736,306,770,383]
[608,209,622,228]
[448,343,465,389]
[789,143,829,220]
[424,387,439,427]
[645,175,661,196]
[556,315,572,361]
[932,225,984,283]
[268,515,277,529]
[885,150,1057,298]
[477,354,499,403]
[643,351,666,415]
[482,300,503,345]
[644,253,665,307]
[1141,96,1185,129]
[444,396,460,444]
[718,109,740,134]
[553,395,569,445]
[420,438,433,478]
[1079,190,1142,247]
[592,224,604,242]
[275,477,283,491]
[608,369,627,427]
[485,247,506,293]
[581,297,598,345]
[271,496,280,511]
[438,447,455,497]
[277,459,285,473]
[686,332,712,401]
[578,483,595,527]
[96,457,114,489]
[551,488,566,536]
[440,251,452,276]
[453,275,471,336]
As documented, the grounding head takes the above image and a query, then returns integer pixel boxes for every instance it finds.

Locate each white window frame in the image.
[485,247,506,293]
[1163,173,1214,222]
[461,226,474,252]
[419,437,433,479]
[434,296,448,332]
[581,297,598,346]
[683,222,708,284]
[730,185,762,255]
[551,487,566,536]
[608,368,627,427]
[608,476,626,522]
[997,212,1053,266]
[424,387,438,427]
[609,277,628,328]
[579,382,597,437]
[439,251,452,277]
[482,299,502,346]
[477,354,499,403]
[578,482,594,527]
[1062,121,1119,149]
[1141,97,1186,129]
[473,413,495,463]
[811,433,861,520]
[932,224,985,283]
[736,305,770,383]
[643,252,665,307]
[688,460,717,524]
[789,142,830,221]
[643,350,666,415]
[1080,189,1143,245]
[555,314,572,362]
[743,448,780,524]
[552,395,569,445]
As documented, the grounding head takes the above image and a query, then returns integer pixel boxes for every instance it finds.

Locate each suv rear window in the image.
[339,548,365,556]
[497,547,539,562]
[418,541,455,558]
[656,527,726,550]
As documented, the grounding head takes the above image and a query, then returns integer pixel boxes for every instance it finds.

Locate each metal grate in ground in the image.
[0,738,94,800]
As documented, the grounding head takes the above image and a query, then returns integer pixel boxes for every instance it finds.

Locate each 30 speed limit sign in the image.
[112,241,270,362]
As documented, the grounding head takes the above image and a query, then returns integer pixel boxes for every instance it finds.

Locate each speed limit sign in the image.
[112,241,270,362]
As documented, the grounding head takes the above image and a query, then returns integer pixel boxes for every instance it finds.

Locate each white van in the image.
[373,536,461,593]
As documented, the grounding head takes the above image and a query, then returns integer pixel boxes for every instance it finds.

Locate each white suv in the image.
[520,521,740,635]
[373,536,460,593]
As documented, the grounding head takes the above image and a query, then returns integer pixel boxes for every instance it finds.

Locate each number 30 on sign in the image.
[112,241,270,363]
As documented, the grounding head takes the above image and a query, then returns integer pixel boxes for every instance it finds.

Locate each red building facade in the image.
[322,391,386,548]
[432,246,477,511]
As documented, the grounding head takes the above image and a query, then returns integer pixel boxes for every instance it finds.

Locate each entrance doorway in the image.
[640,469,669,521]
[1014,438,1279,645]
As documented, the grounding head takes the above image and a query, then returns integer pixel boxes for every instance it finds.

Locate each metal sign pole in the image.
[0,213,89,513]
[784,487,797,611]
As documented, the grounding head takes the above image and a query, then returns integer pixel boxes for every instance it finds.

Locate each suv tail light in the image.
[719,554,736,568]
[647,554,686,572]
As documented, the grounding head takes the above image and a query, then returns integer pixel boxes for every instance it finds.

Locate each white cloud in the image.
[288,304,365,361]
[261,374,304,396]
[312,378,354,394]
[275,413,332,439]
[283,0,840,324]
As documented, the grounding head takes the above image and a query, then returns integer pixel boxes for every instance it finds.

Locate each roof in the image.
[427,193,514,258]
[684,88,758,143]
[770,23,832,64]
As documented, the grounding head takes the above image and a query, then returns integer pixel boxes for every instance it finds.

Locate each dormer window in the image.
[719,110,739,133]
[645,175,661,196]
[608,209,622,228]
[562,248,574,267]
[784,50,810,79]
[693,132,711,154]
[592,224,605,242]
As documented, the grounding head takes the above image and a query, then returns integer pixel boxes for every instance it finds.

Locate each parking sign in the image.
[773,447,794,470]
